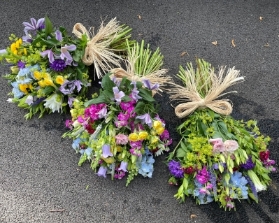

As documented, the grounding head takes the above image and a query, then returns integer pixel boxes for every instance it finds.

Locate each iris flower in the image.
[23,18,45,33]
[113,86,125,104]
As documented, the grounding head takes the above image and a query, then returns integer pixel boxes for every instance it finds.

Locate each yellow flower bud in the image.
[33,71,42,80]
[42,72,50,79]
[156,127,165,135]
[23,48,27,55]
[102,157,115,164]
[55,75,65,85]
[10,43,16,52]
[138,131,149,140]
[43,78,54,86]
[38,80,46,88]
[18,84,28,94]
[129,133,139,142]
[13,49,18,55]
[153,120,162,130]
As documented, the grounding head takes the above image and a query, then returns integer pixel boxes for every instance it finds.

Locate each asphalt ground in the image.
[0,1,279,223]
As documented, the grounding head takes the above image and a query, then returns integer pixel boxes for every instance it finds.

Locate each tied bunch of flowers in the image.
[63,73,172,186]
[166,59,276,210]
[0,17,90,119]
[0,17,134,119]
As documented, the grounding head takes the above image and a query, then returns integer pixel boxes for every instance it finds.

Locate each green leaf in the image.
[42,86,55,95]
[102,73,115,90]
[138,88,155,102]
[176,148,186,158]
[44,16,54,35]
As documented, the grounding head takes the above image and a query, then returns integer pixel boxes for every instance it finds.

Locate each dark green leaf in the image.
[139,88,154,102]
[44,16,54,35]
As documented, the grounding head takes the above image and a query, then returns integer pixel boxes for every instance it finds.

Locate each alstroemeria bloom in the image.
[102,144,113,158]
[60,44,76,65]
[23,18,45,33]
[113,86,125,104]
[40,50,55,63]
[142,79,159,91]
[136,113,152,127]
[97,166,107,178]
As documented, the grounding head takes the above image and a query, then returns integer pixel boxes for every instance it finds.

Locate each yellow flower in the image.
[33,71,42,80]
[10,43,16,52]
[23,48,27,55]
[138,131,148,140]
[38,80,46,88]
[43,78,54,86]
[15,40,21,48]
[102,157,115,164]
[128,133,139,142]
[153,120,162,130]
[150,136,159,145]
[156,127,165,135]
[42,72,50,79]
[55,75,65,85]
[19,83,32,94]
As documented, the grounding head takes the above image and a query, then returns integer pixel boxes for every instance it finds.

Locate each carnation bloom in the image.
[43,94,62,113]
[115,134,129,145]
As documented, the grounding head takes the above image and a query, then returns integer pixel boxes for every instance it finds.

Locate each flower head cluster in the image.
[63,73,172,185]
[0,17,90,119]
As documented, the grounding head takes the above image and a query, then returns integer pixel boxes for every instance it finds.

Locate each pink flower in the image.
[115,134,129,145]
[223,140,239,153]
[209,138,225,154]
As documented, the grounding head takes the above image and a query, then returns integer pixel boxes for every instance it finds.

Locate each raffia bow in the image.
[169,65,244,118]
[72,18,123,78]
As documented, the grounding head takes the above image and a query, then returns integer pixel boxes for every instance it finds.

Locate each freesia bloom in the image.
[115,134,129,145]
[40,50,55,63]
[97,166,107,178]
[44,94,62,113]
[136,113,152,127]
[102,144,113,158]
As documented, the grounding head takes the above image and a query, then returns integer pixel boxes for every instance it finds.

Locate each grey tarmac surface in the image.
[0,1,278,223]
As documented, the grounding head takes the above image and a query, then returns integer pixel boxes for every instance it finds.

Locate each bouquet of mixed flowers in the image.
[166,59,276,210]
[0,17,133,119]
[63,42,172,185]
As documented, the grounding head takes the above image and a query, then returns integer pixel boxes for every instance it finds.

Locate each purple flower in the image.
[136,113,152,127]
[68,97,75,107]
[118,161,128,172]
[241,156,255,170]
[115,120,128,128]
[117,112,130,121]
[196,167,210,184]
[41,50,55,63]
[129,141,142,149]
[65,119,73,129]
[23,18,45,33]
[60,80,83,95]
[55,30,63,41]
[17,61,26,69]
[168,160,184,178]
[113,86,125,104]
[142,79,159,91]
[160,129,170,140]
[96,106,107,119]
[50,59,67,71]
[97,166,107,178]
[60,44,76,65]
[102,144,113,158]
[130,82,142,102]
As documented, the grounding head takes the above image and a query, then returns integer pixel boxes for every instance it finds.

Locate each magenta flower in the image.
[196,167,210,184]
[115,120,128,128]
[118,161,128,172]
[117,112,130,121]
[130,140,142,149]
[115,134,129,145]
[97,166,107,178]
[40,50,55,63]
[65,119,73,129]
[102,144,113,158]
[136,113,152,127]
[120,101,134,110]
[113,86,125,104]
[60,44,76,65]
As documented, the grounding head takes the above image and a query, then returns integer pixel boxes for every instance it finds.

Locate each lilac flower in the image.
[17,61,26,69]
[118,161,128,172]
[113,86,125,104]
[0,49,7,55]
[41,50,55,63]
[102,144,113,158]
[96,106,107,119]
[142,79,159,91]
[23,18,45,33]
[120,101,133,110]
[130,82,142,102]
[55,30,63,41]
[50,59,66,71]
[97,166,107,178]
[241,156,255,170]
[136,113,152,127]
[168,160,184,178]
[68,97,75,107]
[60,44,76,65]
[60,80,83,95]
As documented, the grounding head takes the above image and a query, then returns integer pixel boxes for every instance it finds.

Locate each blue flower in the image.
[72,138,81,151]
[11,82,24,98]
[228,171,249,199]
[137,150,155,178]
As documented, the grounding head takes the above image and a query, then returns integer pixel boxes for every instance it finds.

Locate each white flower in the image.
[25,95,34,105]
[247,170,267,192]
[44,94,62,113]
[7,98,13,103]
